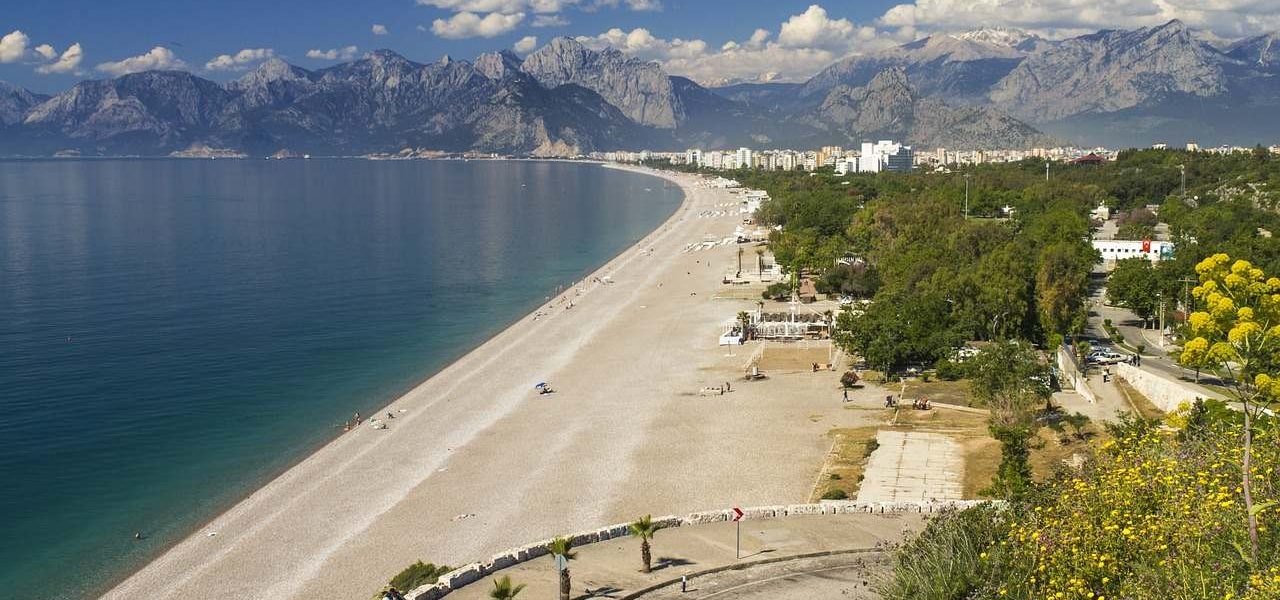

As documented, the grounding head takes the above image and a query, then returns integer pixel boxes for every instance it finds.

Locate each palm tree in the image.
[737,310,751,341]
[546,536,575,600]
[489,575,525,600]
[630,515,660,573]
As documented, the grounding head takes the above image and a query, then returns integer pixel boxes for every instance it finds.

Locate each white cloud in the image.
[573,5,896,86]
[532,15,570,27]
[514,35,539,53]
[876,0,1280,40]
[577,28,708,60]
[205,48,274,71]
[431,11,525,39]
[35,43,83,74]
[0,30,30,63]
[778,4,877,51]
[96,47,186,76]
[34,44,56,60]
[417,0,577,13]
[624,0,661,10]
[306,46,360,60]
[372,24,390,35]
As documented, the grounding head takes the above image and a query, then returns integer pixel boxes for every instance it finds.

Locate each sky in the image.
[2,0,1278,93]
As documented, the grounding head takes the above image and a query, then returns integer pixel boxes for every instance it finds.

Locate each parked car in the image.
[1088,350,1127,365]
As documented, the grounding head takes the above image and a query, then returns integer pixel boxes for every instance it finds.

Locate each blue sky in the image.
[2,0,1277,93]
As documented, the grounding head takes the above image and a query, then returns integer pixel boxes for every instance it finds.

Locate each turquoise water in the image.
[0,159,682,600]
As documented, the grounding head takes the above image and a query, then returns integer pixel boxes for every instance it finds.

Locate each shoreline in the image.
[103,160,875,600]
[99,162,697,599]
[78,158,639,599]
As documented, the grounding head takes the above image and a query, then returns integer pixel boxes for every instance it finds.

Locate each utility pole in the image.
[963,173,970,220]
[1045,160,1050,181]
[1179,164,1187,199]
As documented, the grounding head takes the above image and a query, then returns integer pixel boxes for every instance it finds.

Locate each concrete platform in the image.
[855,431,963,503]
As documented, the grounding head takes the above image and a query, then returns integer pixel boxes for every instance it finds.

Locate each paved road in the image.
[1086,284,1227,395]
[856,431,963,503]
[642,552,888,600]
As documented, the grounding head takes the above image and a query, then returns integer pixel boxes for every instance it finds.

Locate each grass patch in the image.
[813,426,881,501]
[902,379,973,408]
[1115,379,1166,421]
[386,561,451,596]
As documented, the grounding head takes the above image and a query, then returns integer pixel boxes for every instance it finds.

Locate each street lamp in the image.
[963,173,970,220]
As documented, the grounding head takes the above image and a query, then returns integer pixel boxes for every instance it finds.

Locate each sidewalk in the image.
[439,513,924,600]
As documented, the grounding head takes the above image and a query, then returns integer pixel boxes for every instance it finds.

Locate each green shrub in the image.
[880,505,1007,600]
[821,489,849,500]
[389,561,451,593]
[762,282,790,300]
[840,370,860,388]
[863,438,881,457]
[934,358,965,381]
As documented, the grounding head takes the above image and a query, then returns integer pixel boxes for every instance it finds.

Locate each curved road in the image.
[642,552,889,600]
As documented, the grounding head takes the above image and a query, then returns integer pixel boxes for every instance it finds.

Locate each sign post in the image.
[732,507,744,559]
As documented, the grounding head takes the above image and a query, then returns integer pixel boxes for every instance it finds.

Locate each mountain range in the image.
[1,20,1277,156]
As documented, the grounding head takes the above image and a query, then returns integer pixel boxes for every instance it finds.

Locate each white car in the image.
[1088,351,1127,365]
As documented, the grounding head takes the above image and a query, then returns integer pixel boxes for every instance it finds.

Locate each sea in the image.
[0,158,683,600]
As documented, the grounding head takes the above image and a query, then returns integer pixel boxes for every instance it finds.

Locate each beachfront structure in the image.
[753,310,831,341]
[1093,239,1175,270]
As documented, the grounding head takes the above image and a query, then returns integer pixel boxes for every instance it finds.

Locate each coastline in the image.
[100,162,695,599]
[82,159,668,598]
[102,161,871,600]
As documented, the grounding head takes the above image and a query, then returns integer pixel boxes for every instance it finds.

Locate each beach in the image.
[103,164,875,600]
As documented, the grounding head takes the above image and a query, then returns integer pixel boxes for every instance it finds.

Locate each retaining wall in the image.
[406,500,987,600]
[1057,347,1097,404]
[1115,362,1219,412]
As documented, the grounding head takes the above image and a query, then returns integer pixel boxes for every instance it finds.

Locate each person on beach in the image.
[843,388,849,402]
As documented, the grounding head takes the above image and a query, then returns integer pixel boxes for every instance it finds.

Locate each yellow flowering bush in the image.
[885,417,1280,600]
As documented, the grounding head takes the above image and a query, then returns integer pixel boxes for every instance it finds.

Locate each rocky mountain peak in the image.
[0,81,45,127]
[475,50,524,80]
[956,27,1032,48]
[522,36,682,128]
[233,58,310,88]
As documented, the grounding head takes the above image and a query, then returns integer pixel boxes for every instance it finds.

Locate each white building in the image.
[1093,239,1175,269]
[736,147,753,170]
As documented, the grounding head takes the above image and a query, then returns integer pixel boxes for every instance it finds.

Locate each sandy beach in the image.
[103,163,879,600]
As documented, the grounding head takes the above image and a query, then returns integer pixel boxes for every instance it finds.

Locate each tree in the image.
[629,515,660,573]
[1035,241,1094,337]
[967,340,1052,499]
[1107,258,1161,326]
[1179,253,1280,562]
[546,537,575,600]
[489,575,525,600]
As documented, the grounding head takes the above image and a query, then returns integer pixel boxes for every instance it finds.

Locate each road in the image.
[642,553,888,600]
[1085,283,1227,393]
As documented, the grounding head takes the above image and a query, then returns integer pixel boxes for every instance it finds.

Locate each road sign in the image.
[732,506,745,560]
[554,555,568,572]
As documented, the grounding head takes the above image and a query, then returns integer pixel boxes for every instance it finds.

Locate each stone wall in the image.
[405,500,987,600]
[1057,346,1097,404]
[1115,362,1219,412]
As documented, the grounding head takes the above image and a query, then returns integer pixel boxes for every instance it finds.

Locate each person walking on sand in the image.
[843,388,849,402]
